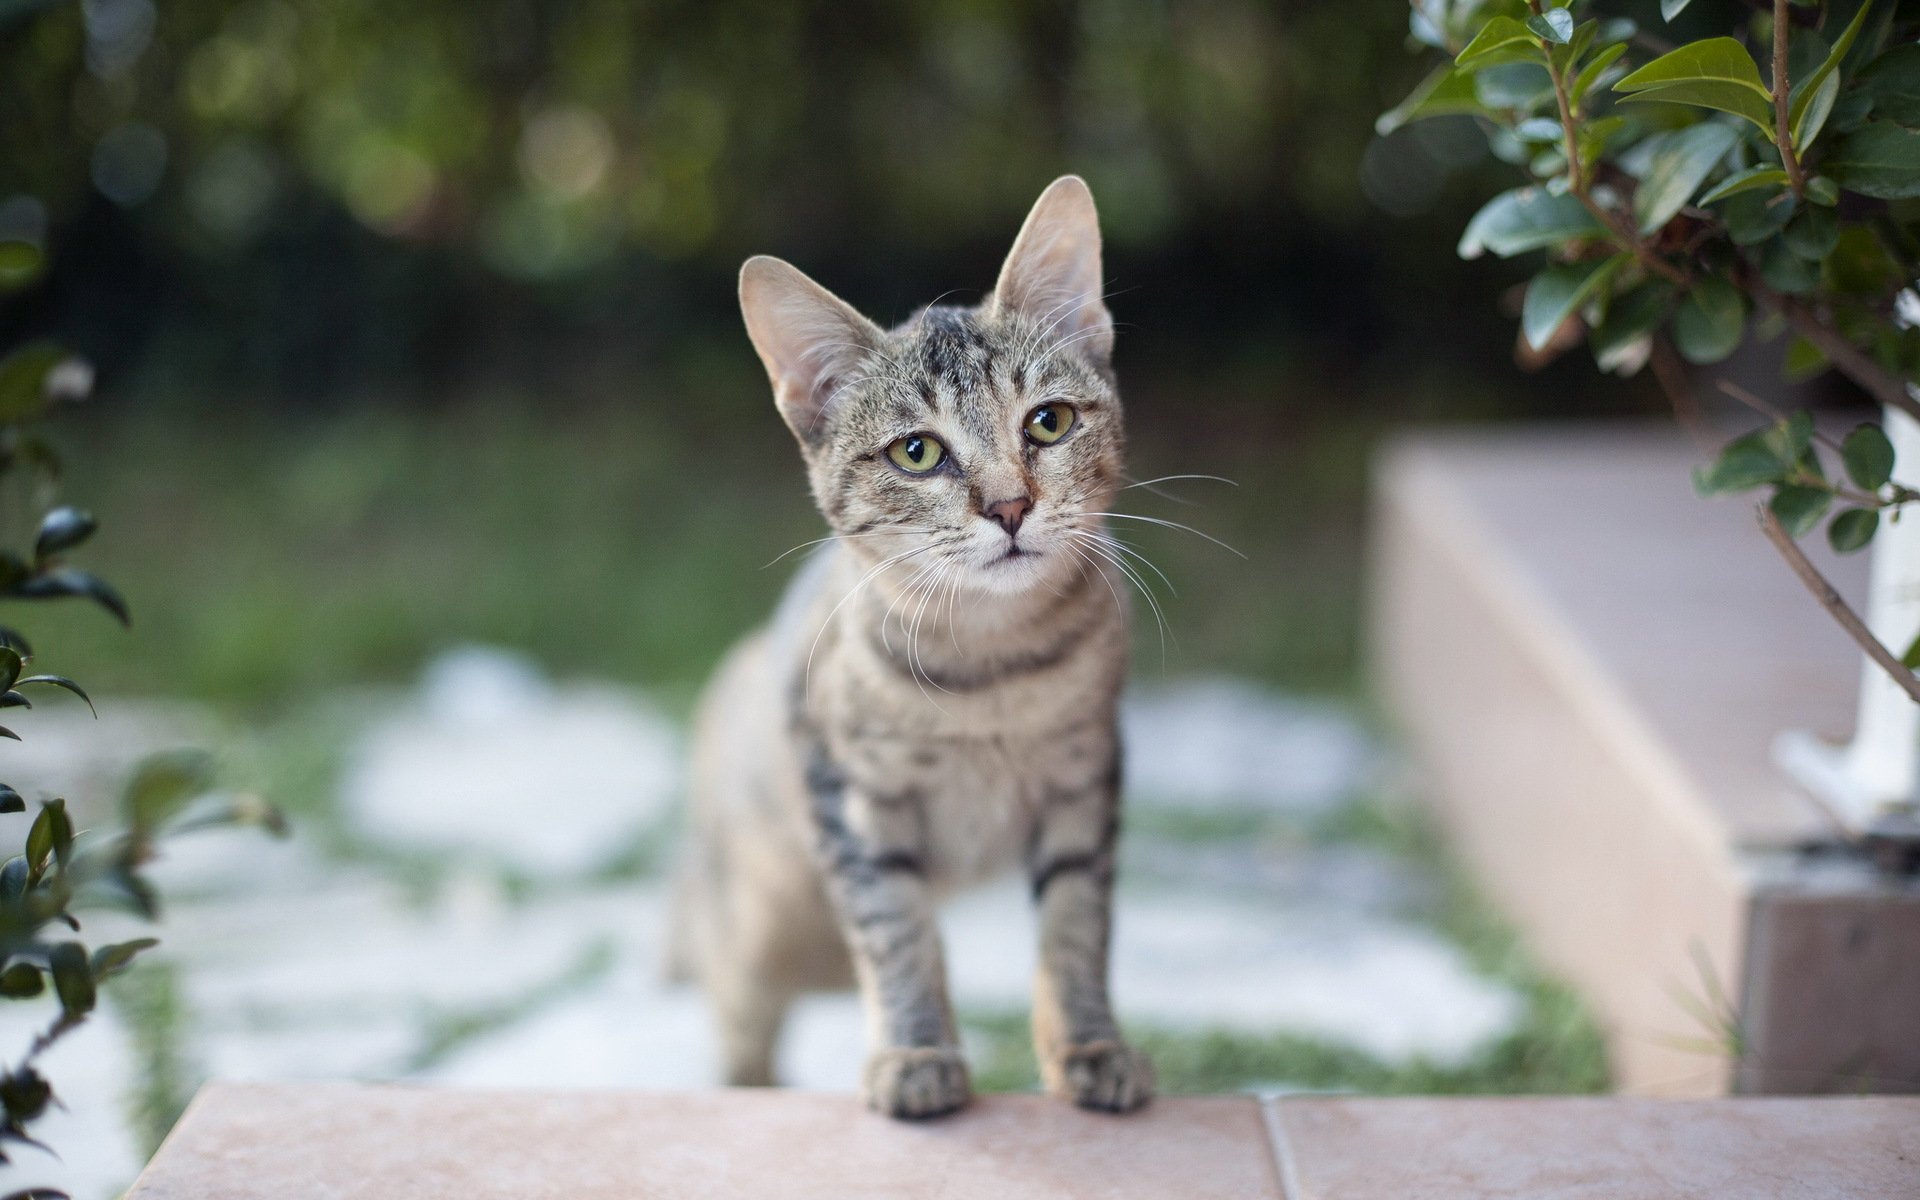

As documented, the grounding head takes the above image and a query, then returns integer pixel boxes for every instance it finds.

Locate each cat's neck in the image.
[847,546,1121,675]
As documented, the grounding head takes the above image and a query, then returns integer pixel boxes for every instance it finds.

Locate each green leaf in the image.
[0,345,67,425]
[1572,43,1630,103]
[1548,19,1597,76]
[9,568,130,626]
[1824,122,1920,198]
[1783,204,1839,259]
[1475,62,1554,109]
[1695,428,1789,495]
[1789,0,1875,149]
[1805,174,1841,205]
[1633,123,1741,233]
[1829,507,1879,552]
[1714,187,1798,245]
[1527,10,1574,45]
[0,857,25,901]
[1842,423,1895,490]
[1660,0,1694,19]
[1457,17,1541,70]
[1591,282,1672,374]
[91,937,158,981]
[0,963,42,999]
[1457,187,1606,259]
[0,1068,52,1124]
[1770,485,1833,537]
[1760,237,1822,293]
[42,799,71,872]
[1615,38,1778,136]
[47,942,93,1018]
[1825,224,1902,294]
[32,507,95,561]
[1521,255,1629,352]
[1672,278,1746,364]
[1699,165,1792,203]
[123,750,215,837]
[0,648,21,694]
[1855,43,1920,129]
[0,786,21,814]
[18,675,94,717]
[1794,72,1843,149]
[25,804,54,878]
[1784,335,1829,381]
[1376,64,1489,134]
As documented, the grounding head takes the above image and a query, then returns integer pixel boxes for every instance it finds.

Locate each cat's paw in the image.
[1048,1040,1154,1113]
[862,1045,972,1119]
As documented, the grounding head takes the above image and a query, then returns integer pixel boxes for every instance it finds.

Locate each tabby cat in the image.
[672,176,1151,1118]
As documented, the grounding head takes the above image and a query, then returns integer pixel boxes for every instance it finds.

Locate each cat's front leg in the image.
[1027,767,1154,1112]
[805,748,970,1119]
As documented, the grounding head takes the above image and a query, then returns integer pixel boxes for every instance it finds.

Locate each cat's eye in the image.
[886,434,946,473]
[1024,404,1076,445]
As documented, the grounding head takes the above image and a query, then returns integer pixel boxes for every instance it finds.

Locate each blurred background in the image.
[0,0,1721,1194]
[2,0,1670,704]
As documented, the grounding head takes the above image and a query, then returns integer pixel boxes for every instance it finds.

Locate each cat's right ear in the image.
[739,256,883,442]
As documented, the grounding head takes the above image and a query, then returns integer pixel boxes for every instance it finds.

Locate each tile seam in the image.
[1258,1095,1304,1200]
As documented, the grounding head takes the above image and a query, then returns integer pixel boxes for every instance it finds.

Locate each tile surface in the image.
[1274,1096,1920,1199]
[129,1083,1283,1199]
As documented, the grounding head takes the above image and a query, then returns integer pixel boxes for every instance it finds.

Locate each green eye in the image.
[1025,404,1076,445]
[887,434,946,473]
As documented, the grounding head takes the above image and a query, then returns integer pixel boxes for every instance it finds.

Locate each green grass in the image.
[970,789,1612,1098]
[964,996,1606,1096]
[16,384,1376,715]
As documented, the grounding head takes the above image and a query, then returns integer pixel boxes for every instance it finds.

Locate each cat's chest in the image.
[835,722,1117,888]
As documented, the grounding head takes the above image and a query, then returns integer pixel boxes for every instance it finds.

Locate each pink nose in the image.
[984,497,1032,537]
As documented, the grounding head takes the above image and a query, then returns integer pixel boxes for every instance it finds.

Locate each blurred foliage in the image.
[0,238,282,1197]
[1379,0,1920,566]
[0,0,1694,707]
[0,0,1645,418]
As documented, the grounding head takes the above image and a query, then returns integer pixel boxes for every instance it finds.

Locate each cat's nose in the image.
[983,496,1033,537]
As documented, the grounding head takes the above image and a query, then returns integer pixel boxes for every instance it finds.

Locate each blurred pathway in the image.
[0,648,1535,1199]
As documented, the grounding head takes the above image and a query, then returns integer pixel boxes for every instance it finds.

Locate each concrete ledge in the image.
[127,1083,1919,1198]
[1369,425,1920,1095]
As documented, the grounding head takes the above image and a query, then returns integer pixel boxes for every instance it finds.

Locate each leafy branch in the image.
[0,301,284,1193]
[1381,0,1920,699]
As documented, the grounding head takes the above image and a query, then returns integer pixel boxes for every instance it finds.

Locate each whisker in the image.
[1076,537,1171,662]
[762,526,933,569]
[1122,473,1240,490]
[1118,473,1239,506]
[805,543,935,689]
[1079,511,1247,559]
[1072,528,1178,597]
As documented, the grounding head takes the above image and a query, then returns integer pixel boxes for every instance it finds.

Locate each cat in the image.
[671,176,1152,1119]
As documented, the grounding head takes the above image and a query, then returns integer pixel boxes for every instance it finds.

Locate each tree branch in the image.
[1772,0,1809,198]
[1746,276,1920,422]
[1757,505,1920,704]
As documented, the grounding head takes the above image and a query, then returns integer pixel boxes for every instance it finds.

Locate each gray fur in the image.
[674,177,1151,1118]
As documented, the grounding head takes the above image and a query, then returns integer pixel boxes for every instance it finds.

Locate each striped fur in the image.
[673,177,1152,1118]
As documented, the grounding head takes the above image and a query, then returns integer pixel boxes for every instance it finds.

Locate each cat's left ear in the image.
[991,176,1112,367]
[739,255,886,443]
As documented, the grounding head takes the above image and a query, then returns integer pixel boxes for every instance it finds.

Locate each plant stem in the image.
[1532,0,1587,194]
[1528,3,1913,418]
[1771,0,1810,198]
[1744,273,1920,422]
[1530,1,1692,285]
[1758,505,1920,703]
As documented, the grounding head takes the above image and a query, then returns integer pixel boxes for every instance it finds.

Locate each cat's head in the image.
[739,176,1123,597]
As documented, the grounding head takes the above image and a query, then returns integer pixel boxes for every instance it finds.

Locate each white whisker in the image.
[1079,511,1247,559]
